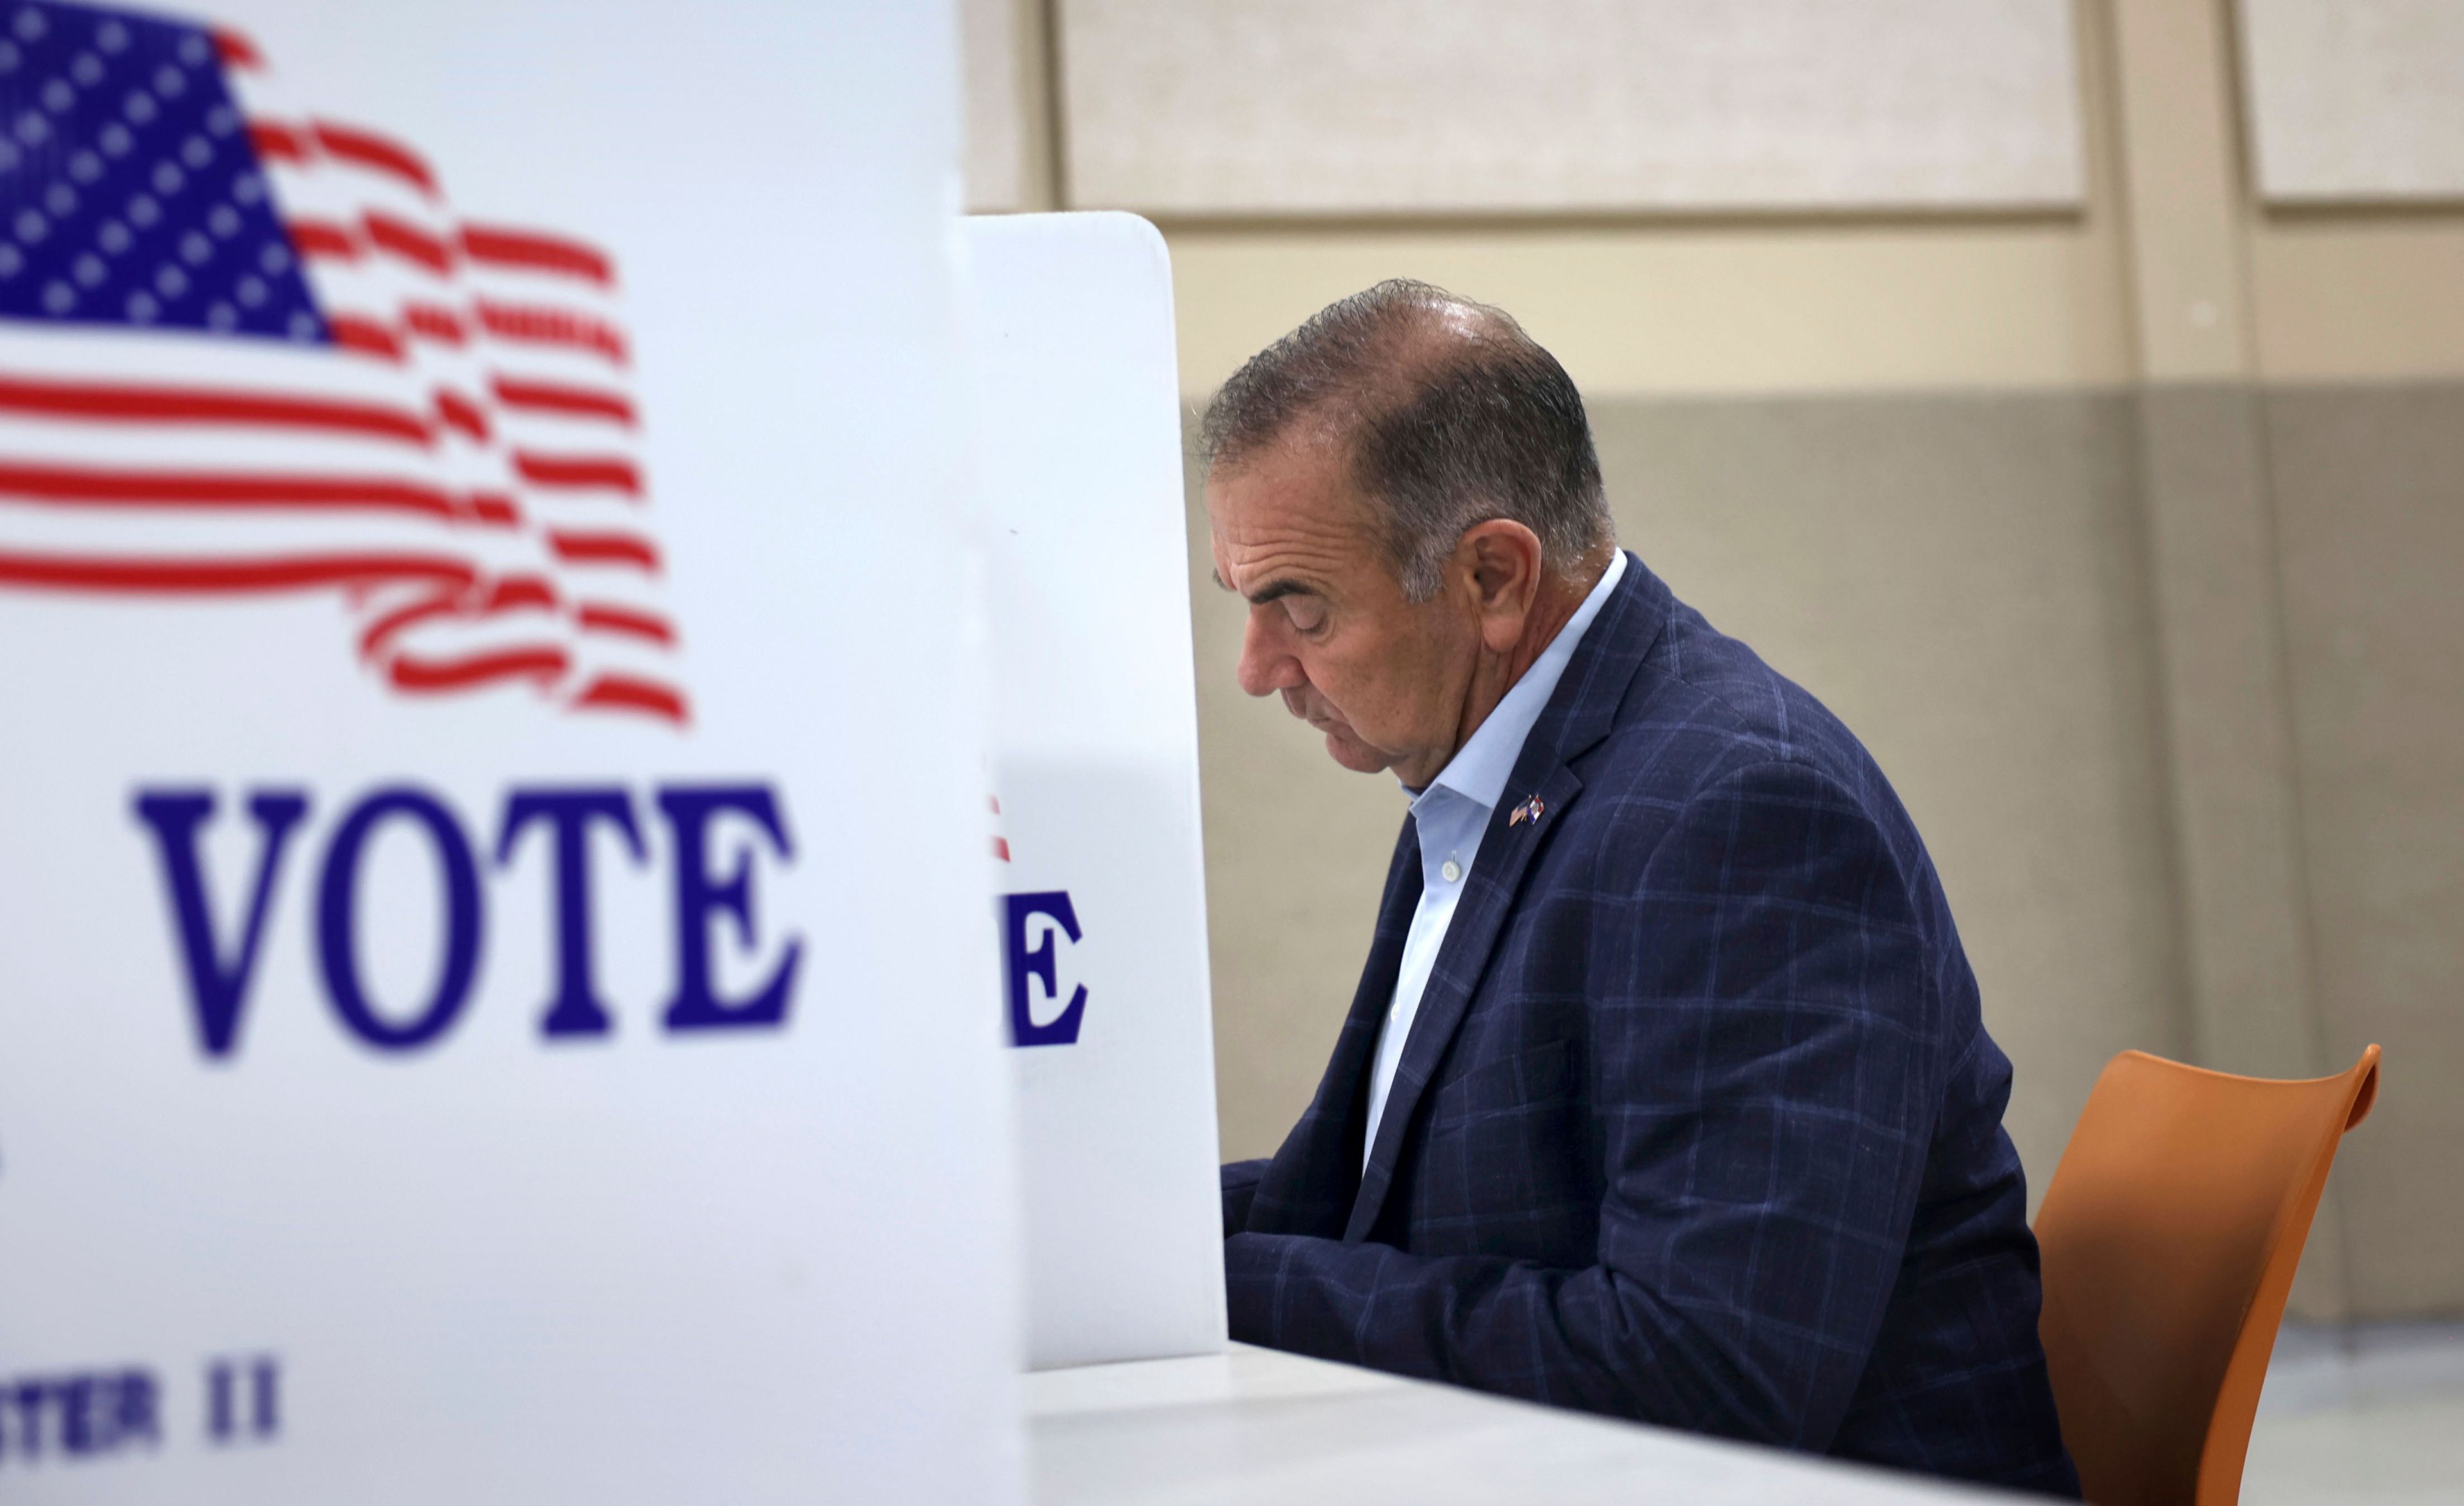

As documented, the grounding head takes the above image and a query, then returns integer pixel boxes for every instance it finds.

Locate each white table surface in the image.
[1025,1342,2021,1505]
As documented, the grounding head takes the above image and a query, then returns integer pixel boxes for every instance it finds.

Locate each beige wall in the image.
[2265,385,2464,1315]
[2250,218,2464,382]
[971,0,2464,1321]
[1163,220,2134,400]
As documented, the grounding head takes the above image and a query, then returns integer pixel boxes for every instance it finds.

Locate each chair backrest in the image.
[2034,1045,2380,1506]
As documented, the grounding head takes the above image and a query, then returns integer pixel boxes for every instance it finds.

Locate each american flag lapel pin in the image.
[1509,796,1545,827]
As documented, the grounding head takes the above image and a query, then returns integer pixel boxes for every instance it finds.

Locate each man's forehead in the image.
[1208,450,1377,595]
[1208,432,1364,535]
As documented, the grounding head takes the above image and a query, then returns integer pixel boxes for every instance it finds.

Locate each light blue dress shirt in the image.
[1362,551,1629,1167]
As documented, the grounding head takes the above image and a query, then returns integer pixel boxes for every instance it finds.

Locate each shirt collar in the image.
[1410,550,1629,816]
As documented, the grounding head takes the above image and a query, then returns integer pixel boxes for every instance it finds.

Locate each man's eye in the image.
[1283,599,1326,633]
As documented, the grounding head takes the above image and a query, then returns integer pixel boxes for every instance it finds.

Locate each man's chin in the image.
[1323,732,1394,775]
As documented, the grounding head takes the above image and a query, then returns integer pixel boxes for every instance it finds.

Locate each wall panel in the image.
[1064,0,2085,214]
[2240,0,2464,203]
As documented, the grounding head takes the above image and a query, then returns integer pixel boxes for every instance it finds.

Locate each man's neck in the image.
[1441,549,1613,773]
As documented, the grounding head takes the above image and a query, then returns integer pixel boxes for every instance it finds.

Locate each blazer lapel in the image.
[1252,814,1422,1235]
[1342,763,1582,1241]
[1342,553,1673,1243]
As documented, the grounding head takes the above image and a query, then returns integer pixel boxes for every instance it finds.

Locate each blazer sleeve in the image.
[1221,1158,1268,1236]
[1222,758,1942,1451]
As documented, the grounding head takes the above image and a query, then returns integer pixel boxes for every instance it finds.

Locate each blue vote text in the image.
[132,783,803,1058]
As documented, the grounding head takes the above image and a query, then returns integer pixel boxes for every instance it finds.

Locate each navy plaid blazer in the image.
[1221,553,2079,1497]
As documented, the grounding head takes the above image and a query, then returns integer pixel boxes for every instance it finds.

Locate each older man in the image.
[1206,280,2077,1496]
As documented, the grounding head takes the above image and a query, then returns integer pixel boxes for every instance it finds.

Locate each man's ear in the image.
[1456,520,1544,653]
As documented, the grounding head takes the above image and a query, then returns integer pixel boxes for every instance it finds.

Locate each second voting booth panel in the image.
[967,212,1229,1370]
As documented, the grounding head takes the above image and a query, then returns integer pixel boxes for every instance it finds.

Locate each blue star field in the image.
[0,0,324,343]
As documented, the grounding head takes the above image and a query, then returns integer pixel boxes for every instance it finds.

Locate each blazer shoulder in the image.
[1582,592,1964,945]
[1603,597,1883,803]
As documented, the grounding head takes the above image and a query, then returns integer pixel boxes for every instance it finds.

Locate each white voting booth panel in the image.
[966,213,1229,1370]
[0,3,1020,1502]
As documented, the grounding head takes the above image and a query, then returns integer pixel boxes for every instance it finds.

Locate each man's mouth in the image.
[1284,690,1344,733]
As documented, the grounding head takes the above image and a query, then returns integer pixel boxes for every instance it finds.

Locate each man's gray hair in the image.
[1200,279,1613,601]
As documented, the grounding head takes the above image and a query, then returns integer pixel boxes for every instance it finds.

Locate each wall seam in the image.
[1037,0,1072,210]
[2216,0,2356,1318]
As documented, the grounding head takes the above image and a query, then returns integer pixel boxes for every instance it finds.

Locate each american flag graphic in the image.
[0,0,686,724]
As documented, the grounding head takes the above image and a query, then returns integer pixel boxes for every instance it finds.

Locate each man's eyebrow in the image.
[1207,572,1321,606]
[1210,569,1313,608]
[1249,579,1313,606]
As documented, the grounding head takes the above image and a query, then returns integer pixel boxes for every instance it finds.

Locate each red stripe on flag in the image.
[0,460,466,519]
[404,304,468,345]
[0,551,475,594]
[513,451,641,497]
[289,219,359,261]
[491,376,635,426]
[248,121,309,164]
[325,316,404,361]
[0,373,430,446]
[434,388,489,442]
[312,122,440,198]
[465,492,523,526]
[388,645,569,692]
[356,586,464,658]
[213,28,264,69]
[474,300,628,365]
[488,575,560,611]
[461,226,613,286]
[365,212,454,277]
[357,575,561,658]
[547,529,660,572]
[576,601,674,645]
[572,672,689,724]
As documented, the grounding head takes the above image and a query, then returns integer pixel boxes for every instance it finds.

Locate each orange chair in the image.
[2033,1044,2381,1506]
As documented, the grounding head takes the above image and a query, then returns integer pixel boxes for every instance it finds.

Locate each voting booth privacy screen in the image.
[0,2,1023,1500]
[967,212,1228,1370]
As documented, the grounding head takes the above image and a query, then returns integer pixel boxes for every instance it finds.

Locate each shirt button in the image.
[1441,860,1461,883]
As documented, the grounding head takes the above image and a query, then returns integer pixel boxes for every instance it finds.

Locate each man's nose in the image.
[1236,610,1305,699]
